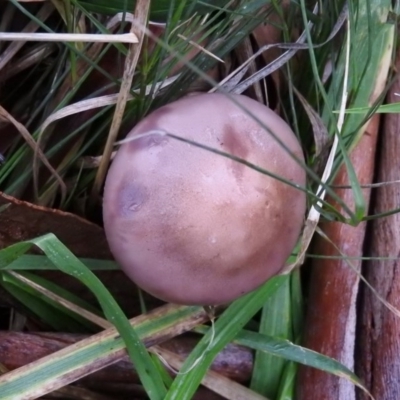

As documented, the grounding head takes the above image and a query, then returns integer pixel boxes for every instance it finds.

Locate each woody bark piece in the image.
[0,191,111,258]
[297,114,380,400]
[356,64,400,400]
[0,331,253,384]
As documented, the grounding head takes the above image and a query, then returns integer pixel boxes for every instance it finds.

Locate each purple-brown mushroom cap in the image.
[103,93,306,305]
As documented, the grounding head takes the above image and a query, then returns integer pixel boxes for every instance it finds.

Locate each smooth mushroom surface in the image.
[103,93,306,305]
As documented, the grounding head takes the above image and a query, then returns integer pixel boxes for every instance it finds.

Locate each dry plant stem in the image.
[234,37,263,103]
[92,0,149,198]
[0,106,67,203]
[0,44,56,82]
[0,3,54,71]
[6,271,109,328]
[357,57,400,400]
[0,332,252,384]
[0,32,138,43]
[297,113,381,400]
[38,75,177,137]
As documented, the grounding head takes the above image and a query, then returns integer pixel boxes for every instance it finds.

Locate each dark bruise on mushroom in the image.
[103,93,306,306]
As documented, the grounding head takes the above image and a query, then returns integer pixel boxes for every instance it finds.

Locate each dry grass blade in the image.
[0,32,139,43]
[177,33,225,63]
[6,271,109,329]
[293,86,330,158]
[153,346,269,400]
[210,63,249,93]
[0,3,54,71]
[0,105,67,203]
[284,16,351,274]
[233,2,347,95]
[0,43,56,82]
[37,75,178,136]
[332,179,400,189]
[92,0,150,198]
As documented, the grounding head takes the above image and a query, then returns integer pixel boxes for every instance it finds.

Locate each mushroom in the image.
[103,93,306,305]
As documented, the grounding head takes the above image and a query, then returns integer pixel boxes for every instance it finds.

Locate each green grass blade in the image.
[1,271,99,331]
[236,330,368,394]
[165,275,287,400]
[0,242,32,268]
[5,255,118,270]
[0,234,167,400]
[0,276,85,332]
[276,361,298,400]
[250,274,292,398]
[337,102,400,114]
[0,303,206,399]
[323,0,394,223]
[77,0,229,19]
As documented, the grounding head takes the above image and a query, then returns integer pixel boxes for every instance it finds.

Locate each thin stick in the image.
[0,32,138,43]
[91,0,149,198]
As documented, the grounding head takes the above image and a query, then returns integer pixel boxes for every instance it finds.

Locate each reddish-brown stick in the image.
[297,113,381,400]
[356,54,400,400]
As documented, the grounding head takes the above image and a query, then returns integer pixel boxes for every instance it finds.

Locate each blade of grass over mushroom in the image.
[130,20,358,221]
[164,275,287,400]
[0,234,167,400]
[163,131,343,213]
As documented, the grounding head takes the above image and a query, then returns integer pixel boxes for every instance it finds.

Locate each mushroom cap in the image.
[103,93,306,305]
